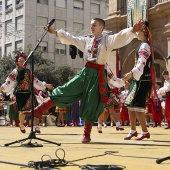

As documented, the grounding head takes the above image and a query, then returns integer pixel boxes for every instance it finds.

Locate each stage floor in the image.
[0,125,169,170]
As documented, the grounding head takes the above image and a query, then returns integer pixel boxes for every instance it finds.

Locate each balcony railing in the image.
[148,0,158,8]
[158,0,169,3]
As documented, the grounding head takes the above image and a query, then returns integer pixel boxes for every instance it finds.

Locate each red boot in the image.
[75,119,79,126]
[64,120,70,126]
[10,119,13,127]
[81,122,92,143]
[72,119,76,127]
[25,120,30,127]
[24,98,55,118]
[15,120,20,127]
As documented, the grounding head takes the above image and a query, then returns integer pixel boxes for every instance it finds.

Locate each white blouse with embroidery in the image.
[157,78,170,98]
[119,89,129,104]
[57,27,135,65]
[131,42,151,81]
[1,68,47,96]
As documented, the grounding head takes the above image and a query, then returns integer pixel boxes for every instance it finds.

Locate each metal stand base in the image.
[21,142,43,147]
[4,131,61,147]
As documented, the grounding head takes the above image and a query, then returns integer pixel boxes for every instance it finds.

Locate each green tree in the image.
[0,53,76,88]
[34,64,76,87]
[0,56,15,84]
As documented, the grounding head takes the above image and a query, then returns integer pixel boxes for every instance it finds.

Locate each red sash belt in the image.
[85,61,109,104]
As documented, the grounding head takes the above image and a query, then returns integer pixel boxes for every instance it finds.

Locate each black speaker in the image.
[69,45,77,59]
[78,50,83,58]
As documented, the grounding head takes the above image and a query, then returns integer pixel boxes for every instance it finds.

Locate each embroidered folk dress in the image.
[157,78,170,123]
[1,67,47,112]
[125,41,152,112]
[120,89,129,121]
[49,27,135,123]
[104,71,125,109]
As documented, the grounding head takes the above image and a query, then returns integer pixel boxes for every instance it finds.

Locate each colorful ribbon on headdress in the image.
[140,20,158,99]
[141,22,149,37]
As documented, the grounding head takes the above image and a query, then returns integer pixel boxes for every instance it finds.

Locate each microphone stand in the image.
[4,25,61,147]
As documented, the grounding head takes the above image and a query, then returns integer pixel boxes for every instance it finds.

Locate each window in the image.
[37,16,48,27]
[105,5,109,16]
[6,0,13,11]
[5,43,12,56]
[37,0,48,5]
[73,23,83,33]
[56,20,66,30]
[15,40,23,50]
[16,16,23,31]
[91,3,100,14]
[121,0,127,15]
[16,0,24,8]
[148,0,158,8]
[5,20,13,35]
[16,0,23,5]
[0,1,2,14]
[56,0,66,8]
[155,63,163,80]
[0,47,1,57]
[37,42,48,53]
[0,24,2,38]
[55,44,66,55]
[74,0,83,10]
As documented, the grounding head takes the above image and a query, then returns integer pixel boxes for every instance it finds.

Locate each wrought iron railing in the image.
[158,0,169,3]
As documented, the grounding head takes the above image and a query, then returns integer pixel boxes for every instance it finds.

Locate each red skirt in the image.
[120,104,129,121]
[146,98,153,114]
[165,94,170,123]
[151,98,163,122]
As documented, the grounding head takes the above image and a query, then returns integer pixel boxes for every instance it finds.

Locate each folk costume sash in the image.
[152,98,163,122]
[85,62,109,104]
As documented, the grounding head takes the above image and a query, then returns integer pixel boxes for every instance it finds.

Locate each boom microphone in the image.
[156,156,170,164]
[47,19,55,28]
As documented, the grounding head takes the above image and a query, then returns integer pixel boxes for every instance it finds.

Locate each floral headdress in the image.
[14,51,27,68]
[14,51,27,63]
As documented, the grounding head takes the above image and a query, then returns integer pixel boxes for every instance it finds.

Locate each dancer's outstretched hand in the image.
[44,25,56,35]
[123,72,133,81]
[132,19,144,33]
[45,84,54,91]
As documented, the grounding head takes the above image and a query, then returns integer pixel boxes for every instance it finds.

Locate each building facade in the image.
[0,0,109,73]
[106,0,170,83]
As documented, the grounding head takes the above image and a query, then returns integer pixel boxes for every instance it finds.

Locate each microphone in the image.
[47,19,55,28]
